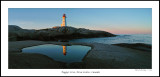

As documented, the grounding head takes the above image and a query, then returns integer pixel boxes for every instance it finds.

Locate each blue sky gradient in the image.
[8,8,152,34]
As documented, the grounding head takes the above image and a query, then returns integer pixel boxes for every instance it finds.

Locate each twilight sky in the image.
[8,8,152,34]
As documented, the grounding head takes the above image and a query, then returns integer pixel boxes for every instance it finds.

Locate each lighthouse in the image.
[61,14,67,27]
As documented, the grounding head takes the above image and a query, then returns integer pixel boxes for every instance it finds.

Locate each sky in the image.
[8,8,152,34]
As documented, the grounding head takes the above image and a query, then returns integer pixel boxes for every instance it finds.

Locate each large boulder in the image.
[9,25,22,31]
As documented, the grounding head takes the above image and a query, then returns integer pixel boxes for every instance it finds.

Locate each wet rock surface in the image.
[9,41,151,69]
[113,43,152,52]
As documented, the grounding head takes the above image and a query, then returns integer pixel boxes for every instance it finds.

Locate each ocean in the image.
[69,34,152,45]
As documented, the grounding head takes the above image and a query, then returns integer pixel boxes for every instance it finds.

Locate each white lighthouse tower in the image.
[61,14,67,27]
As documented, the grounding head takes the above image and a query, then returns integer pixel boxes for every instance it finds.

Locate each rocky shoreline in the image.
[113,43,152,52]
[9,40,151,69]
[9,25,116,41]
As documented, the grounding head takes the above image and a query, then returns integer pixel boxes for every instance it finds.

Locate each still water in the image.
[22,44,91,63]
[70,34,152,44]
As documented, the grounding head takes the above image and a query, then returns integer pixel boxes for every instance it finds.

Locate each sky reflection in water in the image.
[22,44,91,63]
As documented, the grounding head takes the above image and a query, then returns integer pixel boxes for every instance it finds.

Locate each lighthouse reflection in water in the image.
[62,46,67,56]
[22,44,91,63]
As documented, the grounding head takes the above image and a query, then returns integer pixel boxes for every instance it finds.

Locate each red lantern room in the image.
[63,14,66,17]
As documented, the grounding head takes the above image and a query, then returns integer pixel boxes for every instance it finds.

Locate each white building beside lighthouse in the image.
[61,14,67,27]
